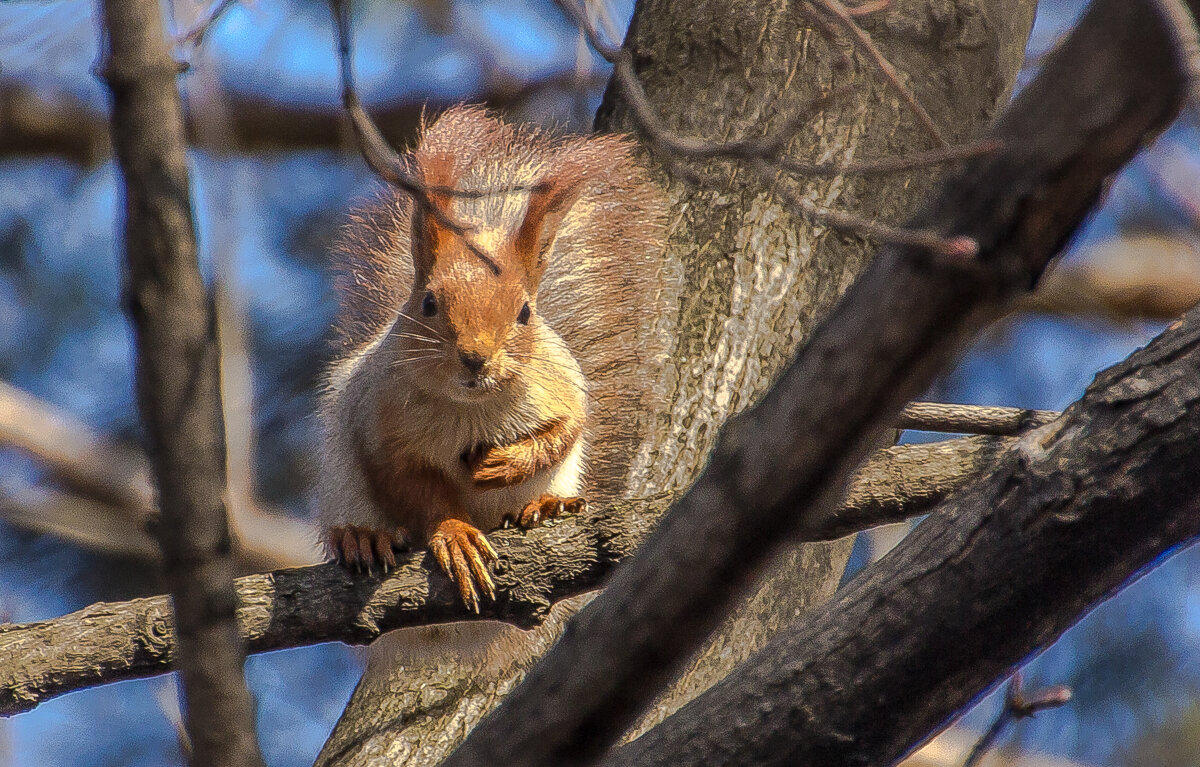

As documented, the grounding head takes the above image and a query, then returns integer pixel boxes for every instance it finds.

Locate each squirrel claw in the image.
[508,494,587,529]
[328,525,405,574]
[429,519,498,612]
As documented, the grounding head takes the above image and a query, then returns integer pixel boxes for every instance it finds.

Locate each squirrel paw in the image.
[466,443,534,489]
[328,525,407,573]
[506,494,587,529]
[429,519,499,613]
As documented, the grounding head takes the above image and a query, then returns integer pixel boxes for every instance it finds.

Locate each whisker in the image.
[390,354,442,369]
[393,332,439,345]
[396,310,448,341]
[341,284,400,317]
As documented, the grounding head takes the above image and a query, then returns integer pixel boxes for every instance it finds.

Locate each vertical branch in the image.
[96,0,265,765]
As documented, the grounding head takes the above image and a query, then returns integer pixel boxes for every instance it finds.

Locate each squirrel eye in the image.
[421,291,437,317]
[517,302,531,325]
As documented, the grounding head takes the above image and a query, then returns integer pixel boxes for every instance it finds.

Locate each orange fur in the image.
[469,416,585,489]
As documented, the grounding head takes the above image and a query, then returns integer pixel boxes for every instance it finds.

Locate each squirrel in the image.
[317,106,668,611]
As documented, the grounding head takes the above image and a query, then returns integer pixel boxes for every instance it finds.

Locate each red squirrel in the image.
[318,106,667,611]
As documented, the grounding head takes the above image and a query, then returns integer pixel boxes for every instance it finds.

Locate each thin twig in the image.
[177,0,238,49]
[331,0,553,277]
[552,0,976,257]
[806,0,948,147]
[778,139,1001,178]
[750,158,978,258]
[961,673,1072,767]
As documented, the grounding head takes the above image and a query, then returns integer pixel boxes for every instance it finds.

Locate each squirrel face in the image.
[388,168,585,403]
[393,244,538,401]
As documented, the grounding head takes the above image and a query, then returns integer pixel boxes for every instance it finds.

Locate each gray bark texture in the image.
[314,1,1036,764]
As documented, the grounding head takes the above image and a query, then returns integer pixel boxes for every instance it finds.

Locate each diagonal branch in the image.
[439,1,1190,765]
[0,381,319,570]
[607,283,1200,767]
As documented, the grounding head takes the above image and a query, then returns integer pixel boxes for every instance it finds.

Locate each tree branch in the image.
[0,72,608,165]
[440,1,1190,765]
[0,381,319,569]
[896,402,1058,436]
[97,0,264,761]
[0,435,999,717]
[606,284,1200,767]
[554,0,975,256]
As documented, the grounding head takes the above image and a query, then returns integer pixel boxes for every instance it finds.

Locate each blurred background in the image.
[0,0,1197,764]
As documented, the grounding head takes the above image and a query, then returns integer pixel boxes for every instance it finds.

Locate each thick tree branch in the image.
[441,1,1190,765]
[98,0,264,763]
[607,286,1200,767]
[0,435,998,717]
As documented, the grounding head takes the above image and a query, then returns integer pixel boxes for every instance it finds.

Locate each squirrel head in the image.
[390,155,584,402]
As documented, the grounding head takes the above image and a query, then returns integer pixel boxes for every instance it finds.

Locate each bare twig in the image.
[177,0,239,49]
[961,673,1072,767]
[330,0,551,276]
[553,0,977,258]
[751,157,979,256]
[897,402,1059,436]
[806,0,948,147]
[98,0,264,760]
[778,140,1001,178]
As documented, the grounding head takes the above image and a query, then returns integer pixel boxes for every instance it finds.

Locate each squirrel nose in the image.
[459,351,486,375]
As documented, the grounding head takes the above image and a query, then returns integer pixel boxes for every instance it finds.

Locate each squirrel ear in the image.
[410,197,446,282]
[411,153,457,282]
[514,175,585,280]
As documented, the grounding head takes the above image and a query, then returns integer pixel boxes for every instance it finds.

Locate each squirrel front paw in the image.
[429,519,499,613]
[328,525,407,573]
[505,494,587,529]
[465,443,535,489]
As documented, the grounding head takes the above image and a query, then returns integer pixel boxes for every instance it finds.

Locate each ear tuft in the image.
[514,175,586,282]
[411,152,457,281]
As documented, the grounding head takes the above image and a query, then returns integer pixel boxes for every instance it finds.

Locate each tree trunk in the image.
[315,1,1037,763]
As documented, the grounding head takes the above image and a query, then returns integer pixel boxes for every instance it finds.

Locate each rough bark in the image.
[0,435,1004,717]
[315,0,1036,764]
[97,0,264,764]
[606,287,1200,767]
